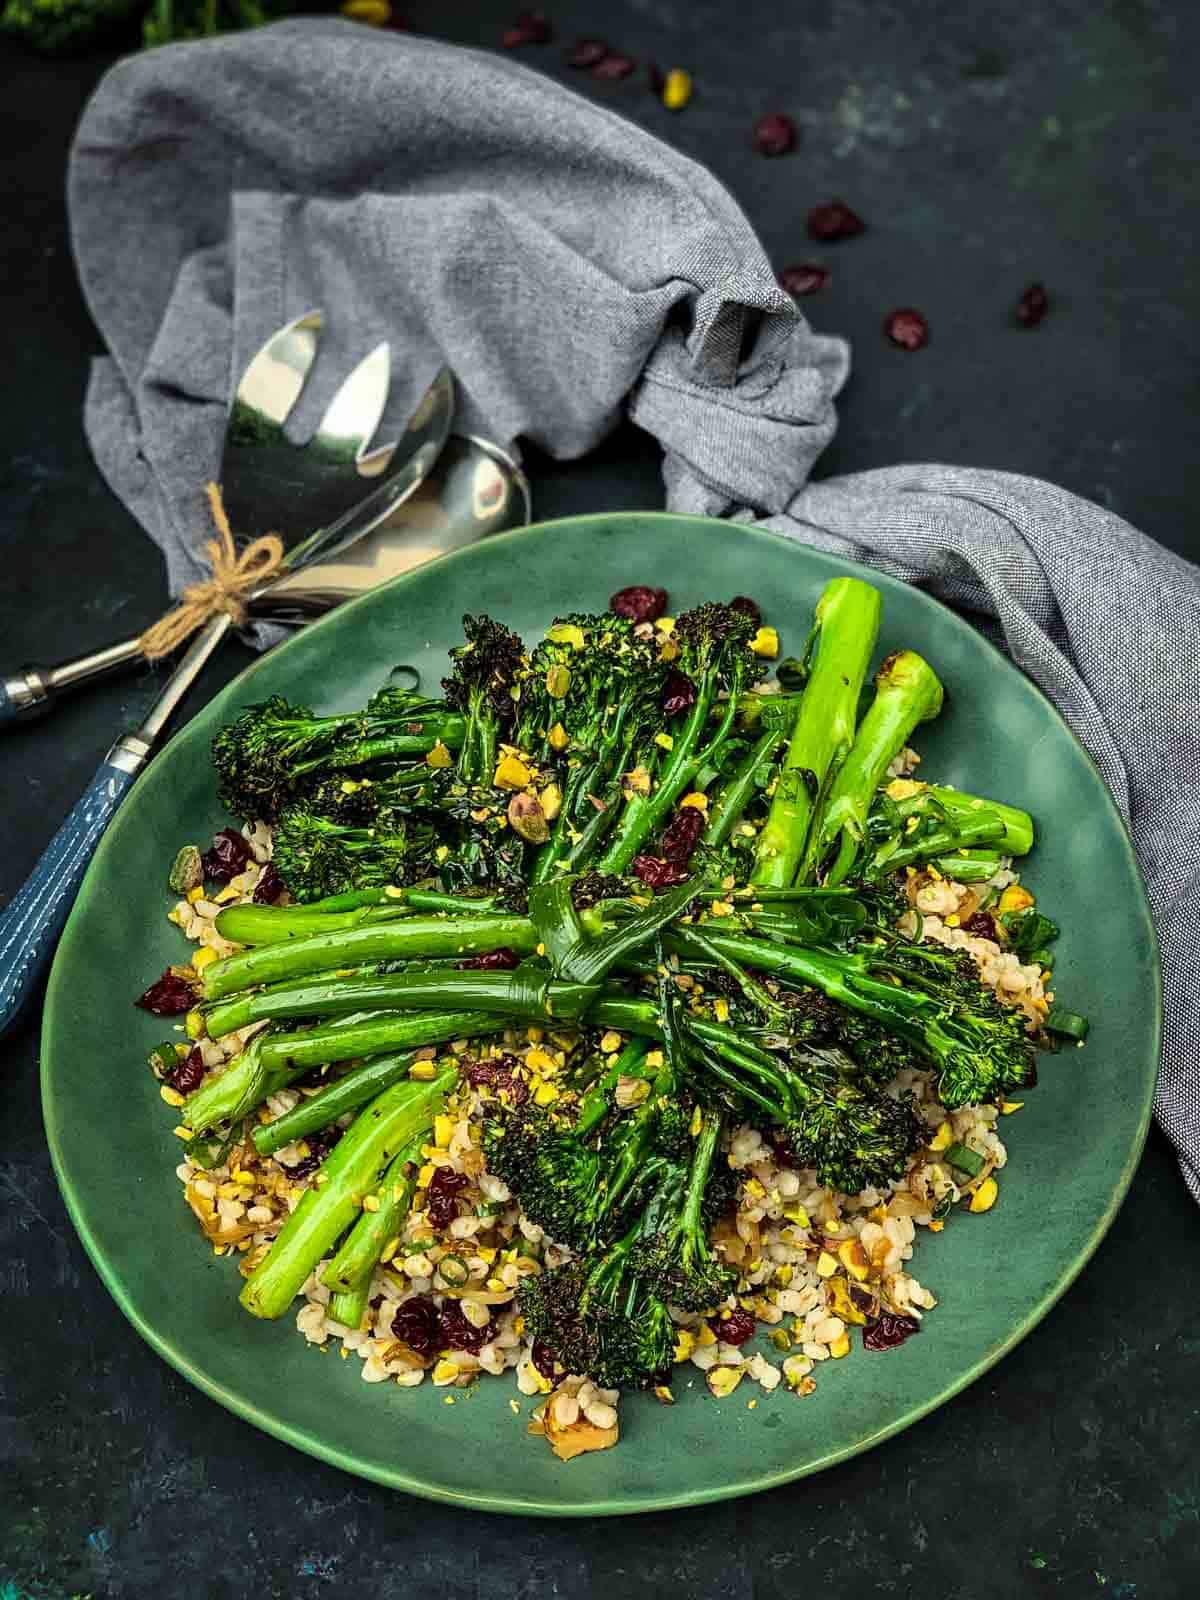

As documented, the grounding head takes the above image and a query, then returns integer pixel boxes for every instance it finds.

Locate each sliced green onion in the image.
[439,1254,470,1287]
[944,1141,985,1179]
[1044,1007,1089,1041]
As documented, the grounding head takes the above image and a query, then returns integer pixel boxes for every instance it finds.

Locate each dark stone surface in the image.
[1,3,1198,1596]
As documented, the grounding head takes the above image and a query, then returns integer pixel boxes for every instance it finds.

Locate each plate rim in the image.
[41,511,1162,1516]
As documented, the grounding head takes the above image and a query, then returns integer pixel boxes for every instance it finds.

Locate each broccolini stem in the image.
[207,969,601,1038]
[703,724,789,848]
[214,890,506,948]
[240,1070,456,1319]
[183,1031,286,1134]
[929,850,1005,882]
[322,1135,424,1295]
[252,1048,428,1157]
[213,902,414,946]
[328,1282,370,1333]
[751,577,881,889]
[868,813,1004,877]
[257,1010,498,1073]
[805,649,945,886]
[204,913,547,999]
[907,786,1034,856]
[575,1039,651,1138]
[291,717,465,774]
[597,686,740,874]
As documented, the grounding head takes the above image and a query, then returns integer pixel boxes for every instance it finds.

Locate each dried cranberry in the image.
[752,112,797,157]
[201,827,253,884]
[662,670,697,718]
[458,947,521,971]
[660,807,704,865]
[709,1308,757,1346]
[632,855,690,889]
[502,9,551,47]
[565,36,608,67]
[253,863,285,905]
[426,1166,470,1230]
[962,911,999,941]
[807,200,866,241]
[531,1340,560,1379]
[1016,282,1050,327]
[884,309,930,351]
[391,1296,440,1358]
[135,969,198,1016]
[863,1312,920,1351]
[167,1045,206,1096]
[728,595,762,625]
[593,50,636,79]
[610,585,668,623]
[439,1298,493,1355]
[778,262,830,297]
[467,1055,507,1087]
[289,1126,343,1180]
[647,60,666,94]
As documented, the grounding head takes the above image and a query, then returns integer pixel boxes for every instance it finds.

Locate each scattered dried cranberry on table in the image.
[501,10,551,48]
[883,308,930,351]
[752,112,797,156]
[564,37,608,68]
[135,969,198,1016]
[806,199,866,241]
[1016,282,1050,327]
[610,584,667,623]
[592,51,636,80]
[778,262,830,297]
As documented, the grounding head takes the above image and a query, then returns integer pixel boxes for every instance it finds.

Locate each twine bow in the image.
[138,483,285,661]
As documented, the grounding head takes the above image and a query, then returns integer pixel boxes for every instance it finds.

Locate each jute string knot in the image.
[138,483,284,661]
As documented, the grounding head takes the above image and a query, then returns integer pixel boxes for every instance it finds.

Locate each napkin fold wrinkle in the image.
[68,20,1200,1199]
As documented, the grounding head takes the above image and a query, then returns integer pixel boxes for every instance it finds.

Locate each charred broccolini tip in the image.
[627,1113,737,1312]
[270,805,437,902]
[211,691,461,821]
[441,613,528,782]
[775,1071,925,1195]
[595,602,764,875]
[517,1212,677,1390]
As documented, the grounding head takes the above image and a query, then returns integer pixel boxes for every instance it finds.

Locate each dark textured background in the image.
[2,2,1198,1596]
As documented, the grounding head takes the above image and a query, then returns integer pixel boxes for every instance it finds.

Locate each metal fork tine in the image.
[234,308,323,425]
[313,340,390,465]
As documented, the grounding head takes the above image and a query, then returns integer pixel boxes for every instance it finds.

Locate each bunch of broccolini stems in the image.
[152,577,1087,1391]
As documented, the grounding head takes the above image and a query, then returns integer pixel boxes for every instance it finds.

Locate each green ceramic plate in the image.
[42,514,1160,1516]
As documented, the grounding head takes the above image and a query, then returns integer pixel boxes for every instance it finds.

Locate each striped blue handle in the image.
[0,760,136,1039]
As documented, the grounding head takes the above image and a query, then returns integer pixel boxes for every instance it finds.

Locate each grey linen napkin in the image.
[69,20,1200,1197]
